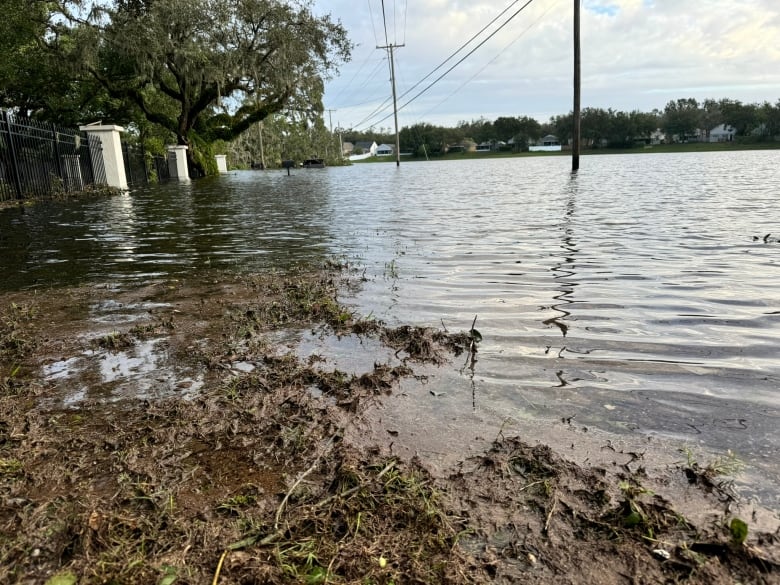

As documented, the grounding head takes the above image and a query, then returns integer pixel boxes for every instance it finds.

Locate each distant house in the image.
[376,143,394,156]
[476,141,492,152]
[353,141,378,156]
[709,124,735,142]
[529,134,561,152]
[347,140,378,161]
[460,139,477,152]
[650,129,666,145]
[341,141,355,156]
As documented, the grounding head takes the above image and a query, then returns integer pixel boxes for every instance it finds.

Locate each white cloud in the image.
[316,0,780,130]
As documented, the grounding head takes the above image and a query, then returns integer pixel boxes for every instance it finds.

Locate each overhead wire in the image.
[353,94,395,129]
[359,0,539,129]
[328,1,392,121]
[328,50,385,107]
[397,0,528,104]
[380,0,391,47]
[377,0,396,125]
[339,0,402,126]
[348,56,389,94]
[367,0,380,47]
[402,0,408,46]
[418,0,560,120]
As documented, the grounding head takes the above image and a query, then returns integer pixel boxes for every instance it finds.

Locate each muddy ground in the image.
[1,263,778,584]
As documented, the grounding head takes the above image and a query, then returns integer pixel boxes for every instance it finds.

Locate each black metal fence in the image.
[122,143,170,187]
[0,110,107,202]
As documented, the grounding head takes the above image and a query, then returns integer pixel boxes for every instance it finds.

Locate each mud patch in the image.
[1,265,778,584]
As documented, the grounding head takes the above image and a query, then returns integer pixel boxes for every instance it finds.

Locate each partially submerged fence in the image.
[122,143,171,187]
[0,111,107,202]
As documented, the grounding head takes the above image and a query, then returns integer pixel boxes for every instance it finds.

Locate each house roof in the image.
[354,141,376,150]
[710,124,734,134]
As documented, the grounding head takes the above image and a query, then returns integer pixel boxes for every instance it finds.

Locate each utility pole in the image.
[325,108,337,161]
[377,42,404,166]
[572,0,581,171]
[338,125,344,163]
[325,109,336,132]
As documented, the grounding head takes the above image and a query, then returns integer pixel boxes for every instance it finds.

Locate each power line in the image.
[417,0,560,120]
[367,0,380,47]
[402,0,408,46]
[377,1,403,164]
[353,94,395,129]
[362,0,539,129]
[329,52,387,107]
[340,90,393,111]
[397,0,528,105]
[380,0,391,48]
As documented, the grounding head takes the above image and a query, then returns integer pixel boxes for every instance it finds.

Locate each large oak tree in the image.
[52,0,351,175]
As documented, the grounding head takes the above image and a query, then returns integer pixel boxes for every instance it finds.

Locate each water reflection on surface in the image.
[1,151,779,497]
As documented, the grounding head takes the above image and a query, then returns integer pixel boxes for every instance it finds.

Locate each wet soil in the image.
[1,264,778,584]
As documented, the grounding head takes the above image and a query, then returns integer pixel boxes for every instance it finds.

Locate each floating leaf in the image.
[45,574,77,585]
[730,517,748,544]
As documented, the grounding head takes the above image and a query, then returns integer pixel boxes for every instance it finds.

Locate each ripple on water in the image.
[3,152,779,494]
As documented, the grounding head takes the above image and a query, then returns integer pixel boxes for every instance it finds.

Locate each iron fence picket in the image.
[0,110,107,201]
[122,142,170,186]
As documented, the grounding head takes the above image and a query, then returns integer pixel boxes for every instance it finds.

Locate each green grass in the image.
[350,140,780,164]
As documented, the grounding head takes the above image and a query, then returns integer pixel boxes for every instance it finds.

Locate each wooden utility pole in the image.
[377,42,404,166]
[572,0,581,171]
[325,108,337,160]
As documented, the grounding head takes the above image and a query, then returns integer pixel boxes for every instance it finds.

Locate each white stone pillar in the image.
[215,154,228,173]
[167,145,190,180]
[79,124,128,190]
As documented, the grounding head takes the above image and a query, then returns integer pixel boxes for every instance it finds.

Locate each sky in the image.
[312,0,780,132]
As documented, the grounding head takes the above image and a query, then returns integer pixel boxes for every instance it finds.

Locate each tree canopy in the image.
[8,0,351,175]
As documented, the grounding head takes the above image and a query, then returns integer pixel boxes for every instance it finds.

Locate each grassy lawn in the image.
[351,140,780,163]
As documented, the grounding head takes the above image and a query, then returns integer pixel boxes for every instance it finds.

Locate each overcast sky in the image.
[313,0,780,131]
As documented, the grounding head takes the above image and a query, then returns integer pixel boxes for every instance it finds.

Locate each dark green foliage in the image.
[2,0,352,176]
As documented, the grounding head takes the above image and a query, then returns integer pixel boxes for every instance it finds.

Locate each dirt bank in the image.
[1,264,778,584]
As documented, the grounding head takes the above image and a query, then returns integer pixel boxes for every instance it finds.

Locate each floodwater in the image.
[2,151,779,497]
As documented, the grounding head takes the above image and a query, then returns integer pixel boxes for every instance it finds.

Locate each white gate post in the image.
[79,124,128,190]
[167,145,190,180]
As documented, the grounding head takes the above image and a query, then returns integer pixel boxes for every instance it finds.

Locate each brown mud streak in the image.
[0,265,778,584]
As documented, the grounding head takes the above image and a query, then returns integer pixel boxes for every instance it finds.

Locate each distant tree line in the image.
[2,3,777,171]
[345,97,780,156]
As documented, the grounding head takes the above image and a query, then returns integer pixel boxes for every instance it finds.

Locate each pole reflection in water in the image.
[543,174,580,387]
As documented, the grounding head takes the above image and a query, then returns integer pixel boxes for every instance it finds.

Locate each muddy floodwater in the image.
[2,150,779,503]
